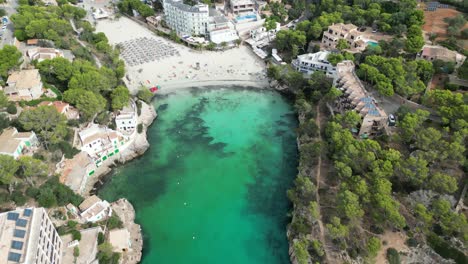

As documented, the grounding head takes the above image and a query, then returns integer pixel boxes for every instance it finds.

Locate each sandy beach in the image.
[95,17,269,94]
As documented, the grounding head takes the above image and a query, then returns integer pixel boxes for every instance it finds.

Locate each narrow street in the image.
[0,0,18,48]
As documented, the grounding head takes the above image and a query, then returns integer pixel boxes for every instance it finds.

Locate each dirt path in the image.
[375,231,409,264]
[314,103,332,263]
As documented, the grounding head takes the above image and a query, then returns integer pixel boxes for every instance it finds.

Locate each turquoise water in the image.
[99,87,297,264]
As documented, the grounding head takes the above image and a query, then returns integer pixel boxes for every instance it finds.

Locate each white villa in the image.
[78,124,126,166]
[116,103,138,134]
[230,0,256,14]
[0,127,38,159]
[27,47,64,62]
[292,51,337,78]
[321,23,368,52]
[4,69,43,101]
[78,195,112,223]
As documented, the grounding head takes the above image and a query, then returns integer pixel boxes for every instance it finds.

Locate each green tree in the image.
[18,156,48,185]
[338,189,364,221]
[326,216,349,239]
[0,114,9,134]
[367,237,381,258]
[63,89,107,120]
[18,106,68,148]
[0,91,8,108]
[0,155,19,185]
[293,239,310,264]
[336,39,350,51]
[264,18,277,31]
[427,172,458,194]
[110,86,130,110]
[398,109,429,143]
[37,188,58,207]
[0,45,22,78]
[405,25,424,53]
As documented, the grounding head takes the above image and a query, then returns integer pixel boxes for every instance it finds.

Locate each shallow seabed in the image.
[99,87,298,264]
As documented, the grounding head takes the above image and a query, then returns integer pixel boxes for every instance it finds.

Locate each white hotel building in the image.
[163,0,239,43]
[292,51,337,78]
[163,0,209,36]
[0,208,62,264]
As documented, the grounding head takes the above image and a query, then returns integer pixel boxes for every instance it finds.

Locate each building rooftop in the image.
[7,69,42,90]
[0,208,40,263]
[0,128,34,155]
[79,195,102,212]
[296,51,331,63]
[38,101,69,113]
[328,23,358,33]
[421,45,466,62]
[79,124,120,146]
[230,0,255,6]
[166,0,209,13]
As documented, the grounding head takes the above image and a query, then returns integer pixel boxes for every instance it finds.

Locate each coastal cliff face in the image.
[118,101,157,163]
[110,198,143,264]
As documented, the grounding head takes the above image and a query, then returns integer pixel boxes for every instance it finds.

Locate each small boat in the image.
[149,85,161,93]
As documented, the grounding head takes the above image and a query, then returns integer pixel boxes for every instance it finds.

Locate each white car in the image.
[1,25,6,30]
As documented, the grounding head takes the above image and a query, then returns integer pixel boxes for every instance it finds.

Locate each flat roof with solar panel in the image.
[0,207,62,264]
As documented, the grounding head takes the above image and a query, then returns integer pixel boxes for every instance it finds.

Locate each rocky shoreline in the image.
[111,198,144,264]
[82,100,156,264]
[84,101,157,196]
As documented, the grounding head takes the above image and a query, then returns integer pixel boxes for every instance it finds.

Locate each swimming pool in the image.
[236,14,257,22]
[367,41,378,47]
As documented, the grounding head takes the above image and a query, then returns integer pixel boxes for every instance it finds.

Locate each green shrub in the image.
[6,103,17,114]
[71,229,81,241]
[136,100,142,116]
[68,220,78,228]
[25,187,40,198]
[137,123,143,134]
[11,190,27,206]
[98,232,105,245]
[137,88,153,103]
[107,214,123,230]
[386,248,401,264]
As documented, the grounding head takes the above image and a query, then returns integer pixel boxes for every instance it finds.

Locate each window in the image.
[8,252,21,262]
[23,209,32,217]
[16,219,28,227]
[11,240,24,250]
[7,212,19,221]
[13,229,26,238]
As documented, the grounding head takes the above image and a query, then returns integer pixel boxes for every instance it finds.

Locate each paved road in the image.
[0,0,18,47]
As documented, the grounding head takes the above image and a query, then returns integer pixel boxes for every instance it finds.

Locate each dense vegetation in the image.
[266,1,468,262]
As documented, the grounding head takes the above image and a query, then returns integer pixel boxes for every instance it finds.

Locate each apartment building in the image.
[163,0,209,36]
[321,23,367,51]
[292,51,337,78]
[0,207,62,264]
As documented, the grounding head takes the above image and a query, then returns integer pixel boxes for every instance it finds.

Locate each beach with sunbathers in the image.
[95,16,269,94]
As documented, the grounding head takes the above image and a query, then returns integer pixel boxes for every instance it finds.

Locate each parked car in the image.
[388,114,396,126]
